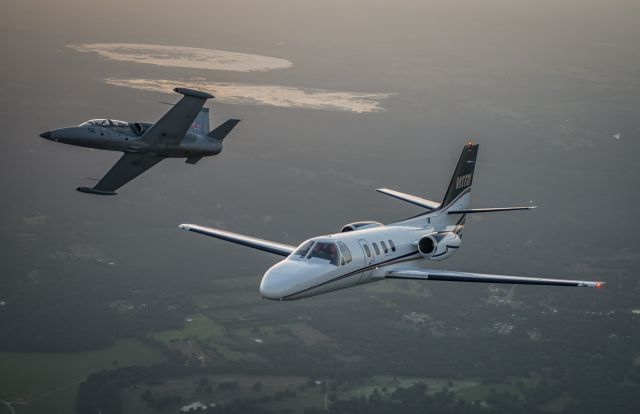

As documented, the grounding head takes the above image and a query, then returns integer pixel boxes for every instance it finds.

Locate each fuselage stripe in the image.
[283,250,421,299]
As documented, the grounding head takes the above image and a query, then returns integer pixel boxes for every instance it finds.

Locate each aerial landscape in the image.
[1,1,639,413]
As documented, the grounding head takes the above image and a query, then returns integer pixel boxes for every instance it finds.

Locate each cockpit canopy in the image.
[290,240,353,266]
[79,119,129,128]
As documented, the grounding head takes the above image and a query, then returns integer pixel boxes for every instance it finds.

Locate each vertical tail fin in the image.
[207,119,241,142]
[190,107,210,136]
[439,142,478,236]
[440,142,478,211]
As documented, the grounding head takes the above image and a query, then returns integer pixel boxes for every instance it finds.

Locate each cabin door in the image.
[357,239,375,284]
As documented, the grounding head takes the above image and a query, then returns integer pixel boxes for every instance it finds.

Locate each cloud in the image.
[69,43,292,72]
[106,78,392,113]
[68,43,392,112]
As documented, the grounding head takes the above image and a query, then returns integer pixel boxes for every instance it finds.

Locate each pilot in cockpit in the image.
[307,242,339,266]
[326,244,338,265]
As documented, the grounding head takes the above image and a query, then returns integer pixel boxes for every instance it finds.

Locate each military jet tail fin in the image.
[190,107,210,136]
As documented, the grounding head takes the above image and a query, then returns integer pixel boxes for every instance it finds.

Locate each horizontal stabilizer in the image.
[385,269,604,288]
[208,119,241,141]
[448,206,536,214]
[376,188,441,210]
[179,224,296,257]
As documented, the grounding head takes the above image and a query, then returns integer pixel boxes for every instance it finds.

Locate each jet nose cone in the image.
[260,261,301,300]
[259,272,284,300]
[39,131,52,140]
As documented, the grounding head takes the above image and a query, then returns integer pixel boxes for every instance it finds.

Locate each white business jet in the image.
[180,142,603,300]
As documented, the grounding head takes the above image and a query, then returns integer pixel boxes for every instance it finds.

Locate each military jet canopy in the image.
[78,119,129,127]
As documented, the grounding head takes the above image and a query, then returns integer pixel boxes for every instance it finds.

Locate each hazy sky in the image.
[1,0,639,301]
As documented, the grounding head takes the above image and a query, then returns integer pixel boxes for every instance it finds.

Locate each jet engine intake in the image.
[417,232,461,261]
[340,221,383,232]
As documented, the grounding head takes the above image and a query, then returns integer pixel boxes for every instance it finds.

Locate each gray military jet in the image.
[39,88,240,195]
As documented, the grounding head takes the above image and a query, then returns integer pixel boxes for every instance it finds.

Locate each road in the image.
[0,399,15,414]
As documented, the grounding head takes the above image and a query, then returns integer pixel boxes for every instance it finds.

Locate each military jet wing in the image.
[77,153,164,195]
[141,87,214,146]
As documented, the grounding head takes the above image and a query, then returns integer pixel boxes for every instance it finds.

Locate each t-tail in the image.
[440,141,478,212]
[378,142,536,228]
[436,141,478,235]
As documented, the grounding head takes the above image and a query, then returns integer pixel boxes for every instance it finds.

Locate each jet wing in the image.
[385,269,603,288]
[142,88,214,146]
[448,206,536,214]
[77,153,164,195]
[179,224,296,257]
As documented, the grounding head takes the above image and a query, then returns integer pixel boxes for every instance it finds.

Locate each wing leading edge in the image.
[77,153,164,195]
[179,224,296,257]
[142,87,214,146]
[385,269,604,288]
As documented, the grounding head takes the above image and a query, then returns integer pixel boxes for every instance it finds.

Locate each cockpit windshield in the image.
[79,119,129,128]
[291,240,314,259]
[290,240,341,266]
[307,242,340,266]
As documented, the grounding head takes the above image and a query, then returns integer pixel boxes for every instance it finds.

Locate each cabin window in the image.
[291,240,314,258]
[307,242,339,266]
[372,242,380,255]
[363,244,372,258]
[380,241,388,254]
[337,241,352,264]
[389,240,396,252]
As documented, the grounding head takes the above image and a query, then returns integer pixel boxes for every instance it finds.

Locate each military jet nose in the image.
[39,131,52,140]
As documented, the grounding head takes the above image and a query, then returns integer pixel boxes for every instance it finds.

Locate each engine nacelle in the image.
[340,221,384,233]
[417,232,461,261]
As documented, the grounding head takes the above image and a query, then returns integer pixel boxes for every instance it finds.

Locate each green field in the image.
[150,315,226,344]
[0,338,166,414]
[150,315,268,363]
[340,375,478,399]
[122,374,324,414]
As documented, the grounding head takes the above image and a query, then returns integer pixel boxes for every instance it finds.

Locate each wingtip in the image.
[173,87,214,100]
[178,224,191,230]
[595,281,605,288]
[76,186,117,196]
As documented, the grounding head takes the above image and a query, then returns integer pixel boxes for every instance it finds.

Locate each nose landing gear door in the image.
[357,239,375,284]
